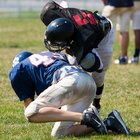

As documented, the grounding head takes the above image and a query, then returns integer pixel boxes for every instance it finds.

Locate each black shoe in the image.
[81,106,108,134]
[114,56,129,64]
[104,110,130,135]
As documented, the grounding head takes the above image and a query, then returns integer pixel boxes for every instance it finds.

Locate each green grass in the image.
[0,14,140,140]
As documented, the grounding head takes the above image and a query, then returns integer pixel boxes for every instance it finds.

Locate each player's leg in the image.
[131,5,140,63]
[24,73,89,122]
[115,11,132,64]
[50,73,95,137]
[51,95,107,137]
[24,72,95,122]
[51,101,93,137]
[25,72,107,137]
[92,22,115,111]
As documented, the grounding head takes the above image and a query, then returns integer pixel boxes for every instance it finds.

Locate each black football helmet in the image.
[44,18,74,51]
[12,51,33,68]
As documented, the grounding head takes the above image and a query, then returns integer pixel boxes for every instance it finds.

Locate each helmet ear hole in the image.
[12,51,33,68]
[44,18,74,51]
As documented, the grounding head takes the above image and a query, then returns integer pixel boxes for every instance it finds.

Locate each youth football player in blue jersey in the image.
[9,51,107,137]
[9,51,130,137]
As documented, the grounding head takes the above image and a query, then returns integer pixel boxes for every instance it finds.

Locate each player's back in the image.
[10,51,70,95]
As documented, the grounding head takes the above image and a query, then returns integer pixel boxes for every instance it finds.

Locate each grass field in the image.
[0,15,140,140]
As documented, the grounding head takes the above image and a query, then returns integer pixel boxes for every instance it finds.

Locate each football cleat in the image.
[104,110,130,135]
[114,56,130,65]
[81,106,108,134]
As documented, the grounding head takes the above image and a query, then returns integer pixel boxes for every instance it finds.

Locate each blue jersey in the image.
[107,0,134,7]
[10,51,71,101]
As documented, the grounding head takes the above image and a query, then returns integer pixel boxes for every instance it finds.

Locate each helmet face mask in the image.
[44,37,71,51]
[44,18,74,51]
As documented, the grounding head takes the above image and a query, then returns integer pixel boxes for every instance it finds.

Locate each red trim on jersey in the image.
[73,12,97,26]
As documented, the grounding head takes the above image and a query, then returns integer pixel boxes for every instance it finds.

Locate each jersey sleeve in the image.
[10,70,35,101]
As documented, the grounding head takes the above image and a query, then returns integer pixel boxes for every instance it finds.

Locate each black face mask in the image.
[44,39,69,52]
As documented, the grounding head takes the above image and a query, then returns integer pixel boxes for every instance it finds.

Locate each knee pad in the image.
[80,52,103,72]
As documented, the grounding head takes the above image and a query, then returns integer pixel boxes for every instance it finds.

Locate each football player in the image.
[40,1,115,112]
[9,51,130,137]
[9,51,107,137]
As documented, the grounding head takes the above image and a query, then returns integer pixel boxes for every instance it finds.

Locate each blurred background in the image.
[0,0,104,18]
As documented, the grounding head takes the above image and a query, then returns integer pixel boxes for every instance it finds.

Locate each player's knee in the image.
[24,103,39,122]
[24,109,35,122]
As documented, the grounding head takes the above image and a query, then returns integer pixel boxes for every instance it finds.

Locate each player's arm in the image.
[24,98,33,108]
